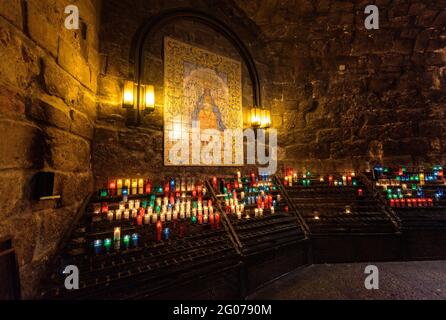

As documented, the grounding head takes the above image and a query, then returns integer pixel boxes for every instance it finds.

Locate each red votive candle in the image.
[209,212,215,228]
[145,180,152,194]
[428,198,433,207]
[212,176,217,189]
[137,215,143,226]
[156,221,162,242]
[215,212,220,229]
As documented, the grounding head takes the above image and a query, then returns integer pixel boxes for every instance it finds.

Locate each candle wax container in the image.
[93,239,102,255]
[115,210,122,220]
[100,189,108,197]
[163,228,171,241]
[144,214,150,224]
[156,221,162,242]
[131,233,139,247]
[93,203,101,214]
[113,227,121,242]
[123,235,130,248]
[104,238,112,252]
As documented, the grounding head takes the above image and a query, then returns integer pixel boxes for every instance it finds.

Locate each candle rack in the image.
[208,172,309,293]
[370,166,446,230]
[40,177,241,300]
[280,171,398,235]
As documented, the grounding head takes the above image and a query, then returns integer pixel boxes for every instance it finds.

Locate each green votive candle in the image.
[104,238,112,251]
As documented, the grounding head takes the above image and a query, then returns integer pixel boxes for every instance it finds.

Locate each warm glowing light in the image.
[113,227,121,242]
[144,85,155,112]
[122,80,135,108]
[260,109,271,128]
[250,107,262,127]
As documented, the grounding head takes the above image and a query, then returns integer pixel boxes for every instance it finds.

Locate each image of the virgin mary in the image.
[191,88,226,131]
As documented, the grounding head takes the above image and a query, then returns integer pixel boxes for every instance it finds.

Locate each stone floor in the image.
[249,261,446,300]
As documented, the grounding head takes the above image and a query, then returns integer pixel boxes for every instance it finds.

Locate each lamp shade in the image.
[250,107,262,127]
[261,109,271,128]
[145,85,155,112]
[122,80,135,109]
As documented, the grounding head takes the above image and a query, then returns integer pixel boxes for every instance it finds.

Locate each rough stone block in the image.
[0,18,40,89]
[58,38,92,88]
[70,110,94,140]
[27,94,71,131]
[0,83,26,120]
[45,127,91,172]
[0,0,22,29]
[0,120,45,170]
[27,1,58,57]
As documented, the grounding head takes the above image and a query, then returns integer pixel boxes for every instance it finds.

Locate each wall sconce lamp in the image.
[143,84,155,113]
[122,80,136,109]
[250,106,271,128]
[122,80,155,113]
[250,106,262,128]
[261,109,271,128]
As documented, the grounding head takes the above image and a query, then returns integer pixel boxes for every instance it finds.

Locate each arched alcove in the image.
[129,8,262,115]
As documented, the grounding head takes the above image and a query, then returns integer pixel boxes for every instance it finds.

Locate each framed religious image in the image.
[163,37,243,166]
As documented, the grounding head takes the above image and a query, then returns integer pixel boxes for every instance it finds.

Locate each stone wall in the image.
[236,0,446,173]
[0,0,101,298]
